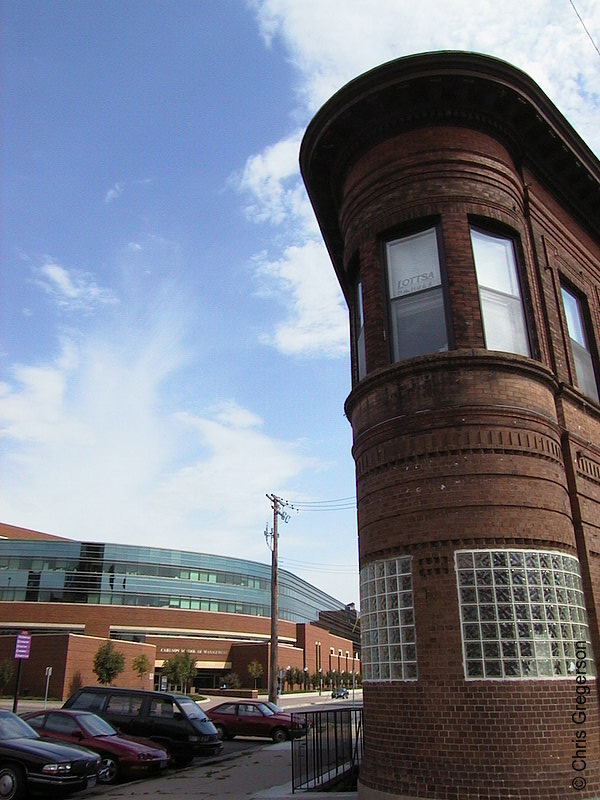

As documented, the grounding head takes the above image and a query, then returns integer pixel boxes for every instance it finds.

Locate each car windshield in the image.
[0,714,38,741]
[175,697,208,721]
[77,714,117,737]
[255,703,275,716]
[265,701,283,713]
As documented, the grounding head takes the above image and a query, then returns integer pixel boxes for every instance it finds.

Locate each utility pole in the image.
[265,494,291,705]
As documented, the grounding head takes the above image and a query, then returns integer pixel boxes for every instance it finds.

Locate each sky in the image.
[1,0,599,608]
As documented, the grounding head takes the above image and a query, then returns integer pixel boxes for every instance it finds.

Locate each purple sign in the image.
[14,632,31,659]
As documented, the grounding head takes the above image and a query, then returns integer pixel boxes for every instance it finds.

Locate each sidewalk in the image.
[83,739,357,800]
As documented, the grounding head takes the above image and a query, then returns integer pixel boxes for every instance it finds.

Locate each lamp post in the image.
[318,667,322,696]
[304,666,308,692]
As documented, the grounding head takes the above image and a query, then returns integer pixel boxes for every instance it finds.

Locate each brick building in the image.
[300,52,600,799]
[0,522,359,699]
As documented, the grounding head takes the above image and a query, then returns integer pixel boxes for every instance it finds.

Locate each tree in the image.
[0,659,13,692]
[93,641,125,685]
[247,660,263,689]
[223,671,241,689]
[162,652,196,693]
[132,654,152,685]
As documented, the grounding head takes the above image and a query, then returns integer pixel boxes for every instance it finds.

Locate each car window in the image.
[0,714,38,740]
[149,699,175,718]
[23,713,45,729]
[70,692,105,713]
[213,703,236,715]
[238,704,262,717]
[176,696,208,721]
[46,714,80,735]
[256,703,275,716]
[106,694,143,715]
[77,714,116,737]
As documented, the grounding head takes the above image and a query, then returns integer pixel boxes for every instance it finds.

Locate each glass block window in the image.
[360,556,417,681]
[455,549,596,679]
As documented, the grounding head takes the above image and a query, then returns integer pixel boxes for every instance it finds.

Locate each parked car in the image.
[0,709,99,798]
[331,687,349,699]
[207,700,307,743]
[22,709,168,784]
[63,687,222,766]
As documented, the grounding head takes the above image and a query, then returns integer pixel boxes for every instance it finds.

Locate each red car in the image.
[207,700,307,743]
[22,709,168,784]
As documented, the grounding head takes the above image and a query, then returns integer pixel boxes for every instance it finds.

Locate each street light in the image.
[318,667,322,696]
[303,666,308,692]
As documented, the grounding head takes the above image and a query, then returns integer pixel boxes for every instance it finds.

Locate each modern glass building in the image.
[0,538,345,624]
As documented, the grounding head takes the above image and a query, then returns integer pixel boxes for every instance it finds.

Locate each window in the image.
[561,285,599,402]
[360,556,417,681]
[456,549,595,679]
[385,227,447,362]
[470,228,530,356]
[45,714,79,735]
[356,281,366,379]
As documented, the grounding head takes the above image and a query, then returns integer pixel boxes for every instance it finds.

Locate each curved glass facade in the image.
[0,539,344,623]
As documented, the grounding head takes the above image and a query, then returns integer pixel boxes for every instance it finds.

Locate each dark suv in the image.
[63,687,222,765]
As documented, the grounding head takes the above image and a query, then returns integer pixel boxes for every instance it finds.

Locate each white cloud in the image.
[34,259,118,313]
[104,181,125,203]
[236,132,316,231]
[254,240,348,358]
[0,303,319,563]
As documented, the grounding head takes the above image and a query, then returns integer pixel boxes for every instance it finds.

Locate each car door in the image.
[235,703,267,737]
[104,693,145,737]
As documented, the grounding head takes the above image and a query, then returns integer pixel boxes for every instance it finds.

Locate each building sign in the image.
[14,631,31,659]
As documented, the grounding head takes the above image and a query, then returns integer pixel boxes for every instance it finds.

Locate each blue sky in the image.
[2,0,599,607]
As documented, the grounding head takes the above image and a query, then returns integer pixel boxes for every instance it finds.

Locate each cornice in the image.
[300,52,600,293]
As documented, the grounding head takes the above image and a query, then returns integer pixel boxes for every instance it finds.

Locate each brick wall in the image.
[0,633,155,700]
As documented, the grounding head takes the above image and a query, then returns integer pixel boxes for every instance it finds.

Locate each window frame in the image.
[382,221,451,365]
[560,281,599,403]
[469,224,531,357]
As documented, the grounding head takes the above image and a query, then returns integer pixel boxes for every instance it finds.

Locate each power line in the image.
[569,0,600,58]
[286,496,356,512]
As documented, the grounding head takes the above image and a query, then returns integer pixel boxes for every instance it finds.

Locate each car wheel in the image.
[98,756,120,784]
[271,728,288,744]
[214,723,229,741]
[0,764,26,800]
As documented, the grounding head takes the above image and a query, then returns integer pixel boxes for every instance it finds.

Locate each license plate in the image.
[87,776,97,789]
[159,760,168,770]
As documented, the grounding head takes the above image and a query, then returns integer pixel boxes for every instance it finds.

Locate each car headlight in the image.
[42,763,72,775]
[137,752,157,761]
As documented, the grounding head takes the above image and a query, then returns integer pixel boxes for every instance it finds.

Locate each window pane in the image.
[572,342,599,402]
[471,228,530,357]
[356,282,366,379]
[471,229,520,295]
[561,286,599,402]
[478,288,529,355]
[390,287,447,361]
[387,228,441,299]
[561,287,587,347]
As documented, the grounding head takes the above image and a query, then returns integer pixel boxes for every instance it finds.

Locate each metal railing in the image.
[291,706,363,792]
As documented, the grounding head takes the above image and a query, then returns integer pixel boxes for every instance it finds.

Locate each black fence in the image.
[291,706,363,792]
